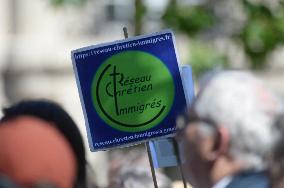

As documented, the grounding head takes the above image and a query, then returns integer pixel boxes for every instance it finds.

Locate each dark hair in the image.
[270,114,284,188]
[0,100,86,188]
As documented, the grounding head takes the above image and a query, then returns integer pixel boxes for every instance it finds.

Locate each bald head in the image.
[0,116,76,188]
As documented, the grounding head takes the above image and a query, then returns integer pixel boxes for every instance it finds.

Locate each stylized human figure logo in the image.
[107,65,121,116]
[92,51,175,132]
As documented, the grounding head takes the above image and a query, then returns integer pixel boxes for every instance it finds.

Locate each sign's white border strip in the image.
[71,54,95,151]
[71,29,173,54]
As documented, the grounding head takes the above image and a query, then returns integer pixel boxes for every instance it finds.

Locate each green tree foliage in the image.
[240,0,284,68]
[163,0,226,76]
[163,1,214,36]
[189,40,227,77]
[50,0,86,6]
[134,0,146,35]
[163,0,284,71]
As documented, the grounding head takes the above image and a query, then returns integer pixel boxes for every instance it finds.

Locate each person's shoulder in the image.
[226,171,270,188]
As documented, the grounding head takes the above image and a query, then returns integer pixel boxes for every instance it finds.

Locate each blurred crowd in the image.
[0,70,284,188]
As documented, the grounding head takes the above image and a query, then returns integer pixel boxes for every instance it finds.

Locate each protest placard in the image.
[72,30,186,151]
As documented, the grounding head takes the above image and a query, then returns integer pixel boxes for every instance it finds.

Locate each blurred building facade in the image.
[0,1,185,187]
[0,0,284,187]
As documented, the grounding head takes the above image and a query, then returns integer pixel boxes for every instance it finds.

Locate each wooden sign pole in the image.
[173,138,188,188]
[122,27,159,188]
[146,141,159,188]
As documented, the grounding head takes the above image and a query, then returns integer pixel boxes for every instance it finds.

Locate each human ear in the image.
[215,127,229,155]
[197,126,229,161]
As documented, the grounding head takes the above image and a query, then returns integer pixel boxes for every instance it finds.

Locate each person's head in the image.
[176,71,283,188]
[0,100,86,188]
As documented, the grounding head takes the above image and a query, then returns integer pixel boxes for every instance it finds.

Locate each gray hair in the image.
[194,71,283,170]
